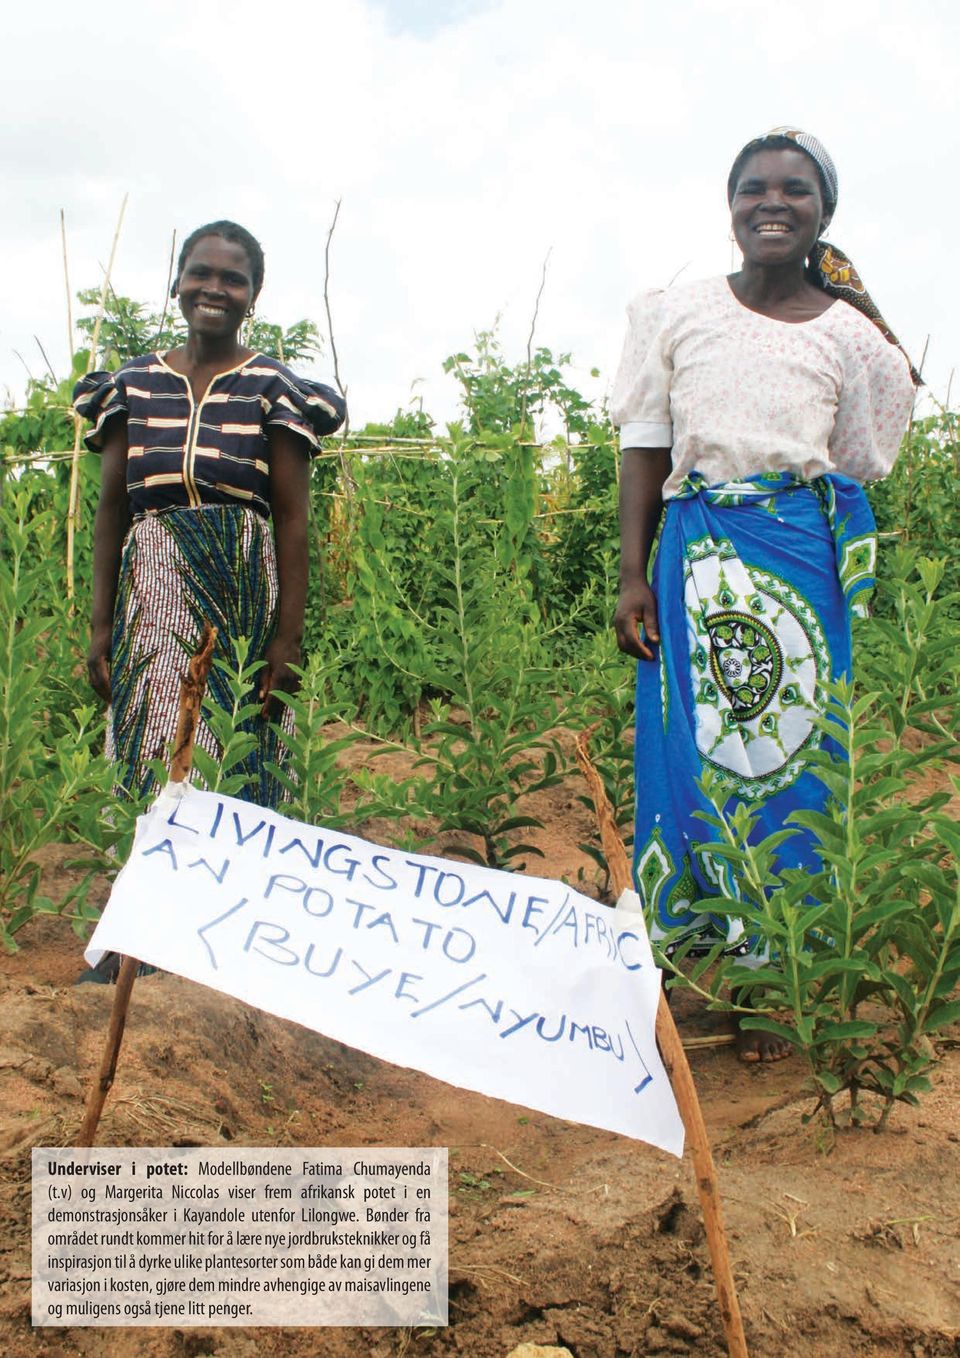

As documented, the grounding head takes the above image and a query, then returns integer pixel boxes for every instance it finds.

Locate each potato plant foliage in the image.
[1,293,958,1127]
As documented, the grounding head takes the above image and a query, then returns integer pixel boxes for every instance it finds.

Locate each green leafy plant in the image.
[268,650,365,828]
[345,448,437,731]
[246,317,324,366]
[0,489,131,945]
[661,677,957,1127]
[76,287,185,368]
[857,549,960,742]
[350,450,567,868]
[191,638,363,820]
[545,426,621,636]
[868,406,960,614]
[443,326,595,440]
[191,638,266,801]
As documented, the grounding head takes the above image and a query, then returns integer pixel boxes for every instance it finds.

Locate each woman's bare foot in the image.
[731,1012,794,1063]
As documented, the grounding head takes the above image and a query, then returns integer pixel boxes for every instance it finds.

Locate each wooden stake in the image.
[76,624,217,1148]
[169,623,217,783]
[75,954,139,1148]
[573,730,749,1358]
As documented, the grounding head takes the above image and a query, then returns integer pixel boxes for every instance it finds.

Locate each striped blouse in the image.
[74,353,346,518]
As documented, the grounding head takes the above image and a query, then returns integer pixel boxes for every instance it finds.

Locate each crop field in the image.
[1,295,959,1356]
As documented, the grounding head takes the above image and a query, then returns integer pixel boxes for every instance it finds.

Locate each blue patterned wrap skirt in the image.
[632,471,877,955]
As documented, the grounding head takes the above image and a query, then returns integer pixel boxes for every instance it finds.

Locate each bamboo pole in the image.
[66,194,128,602]
[60,209,74,370]
[76,623,217,1148]
[573,730,749,1358]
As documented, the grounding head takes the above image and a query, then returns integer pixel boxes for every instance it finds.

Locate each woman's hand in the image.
[87,624,113,703]
[616,446,671,662]
[259,634,302,718]
[614,579,661,660]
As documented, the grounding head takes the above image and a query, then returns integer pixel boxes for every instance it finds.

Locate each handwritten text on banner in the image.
[86,787,683,1156]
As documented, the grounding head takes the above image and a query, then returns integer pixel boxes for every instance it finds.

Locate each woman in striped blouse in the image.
[75,220,346,807]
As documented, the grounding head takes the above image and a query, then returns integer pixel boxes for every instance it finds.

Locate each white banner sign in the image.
[86,786,683,1157]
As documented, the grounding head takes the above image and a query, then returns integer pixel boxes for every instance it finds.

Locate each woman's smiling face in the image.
[176,235,257,339]
[730,147,828,268]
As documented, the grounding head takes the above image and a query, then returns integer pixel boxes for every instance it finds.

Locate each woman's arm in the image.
[613,447,671,661]
[261,425,311,715]
[88,423,130,702]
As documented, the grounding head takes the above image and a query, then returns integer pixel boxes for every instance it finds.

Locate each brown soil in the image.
[2,762,960,1358]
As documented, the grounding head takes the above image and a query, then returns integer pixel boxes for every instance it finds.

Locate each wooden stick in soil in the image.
[573,730,749,1358]
[76,624,217,1148]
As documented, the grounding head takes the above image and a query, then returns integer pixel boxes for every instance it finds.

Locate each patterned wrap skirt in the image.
[108,504,291,806]
[632,471,877,957]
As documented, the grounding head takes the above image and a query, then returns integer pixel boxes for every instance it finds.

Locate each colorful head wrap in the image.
[729,127,921,384]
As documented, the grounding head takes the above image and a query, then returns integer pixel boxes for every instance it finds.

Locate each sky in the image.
[2,0,957,432]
